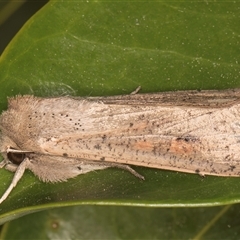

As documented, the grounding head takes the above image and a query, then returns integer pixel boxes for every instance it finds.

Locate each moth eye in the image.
[7,151,26,165]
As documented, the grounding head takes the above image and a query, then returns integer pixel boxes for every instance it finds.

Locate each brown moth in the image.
[1,88,240,204]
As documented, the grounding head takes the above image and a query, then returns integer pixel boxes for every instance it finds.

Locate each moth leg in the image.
[0,157,30,204]
[109,163,145,180]
[198,173,206,178]
[130,86,141,95]
[5,163,18,172]
[0,159,15,171]
[0,159,7,169]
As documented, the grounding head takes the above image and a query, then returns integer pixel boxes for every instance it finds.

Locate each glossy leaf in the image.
[0,0,239,225]
[2,204,240,239]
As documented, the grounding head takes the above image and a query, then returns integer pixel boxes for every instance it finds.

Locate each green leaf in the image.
[0,0,240,225]
[1,205,240,239]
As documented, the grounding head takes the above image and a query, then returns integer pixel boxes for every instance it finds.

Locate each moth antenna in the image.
[0,158,29,204]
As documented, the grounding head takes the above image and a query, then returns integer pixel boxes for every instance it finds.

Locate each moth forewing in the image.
[89,88,240,107]
[1,89,240,204]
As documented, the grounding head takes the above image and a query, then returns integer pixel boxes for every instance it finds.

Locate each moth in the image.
[1,88,240,204]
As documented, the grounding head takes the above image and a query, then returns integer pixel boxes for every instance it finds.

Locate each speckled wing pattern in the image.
[1,89,240,179]
[1,89,240,204]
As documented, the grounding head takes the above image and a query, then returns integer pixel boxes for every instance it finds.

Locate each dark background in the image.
[0,0,48,54]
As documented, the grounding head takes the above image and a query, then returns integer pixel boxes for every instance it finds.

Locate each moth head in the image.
[0,135,32,165]
[0,134,34,204]
[6,147,29,165]
[2,147,33,171]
